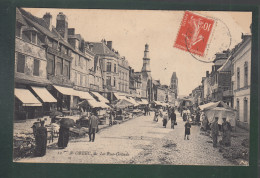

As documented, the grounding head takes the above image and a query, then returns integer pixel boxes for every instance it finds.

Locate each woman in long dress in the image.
[35,121,47,157]
[222,118,232,146]
[58,125,70,149]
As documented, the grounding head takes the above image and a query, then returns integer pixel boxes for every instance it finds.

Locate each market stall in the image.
[199,101,236,127]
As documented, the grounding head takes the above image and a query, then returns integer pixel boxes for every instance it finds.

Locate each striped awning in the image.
[31,86,57,103]
[15,88,42,106]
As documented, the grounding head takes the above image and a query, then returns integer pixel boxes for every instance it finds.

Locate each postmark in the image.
[174,11,215,58]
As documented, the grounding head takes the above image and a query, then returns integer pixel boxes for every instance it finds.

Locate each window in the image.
[237,99,240,120]
[244,98,248,122]
[106,76,111,86]
[85,75,89,87]
[113,77,116,87]
[17,53,25,73]
[244,62,248,87]
[114,64,116,73]
[80,74,83,86]
[16,24,22,37]
[56,57,62,75]
[231,64,234,76]
[58,44,61,52]
[63,60,69,78]
[47,54,55,75]
[74,72,77,85]
[31,32,36,44]
[33,59,40,76]
[237,67,240,89]
[52,41,58,49]
[107,62,111,72]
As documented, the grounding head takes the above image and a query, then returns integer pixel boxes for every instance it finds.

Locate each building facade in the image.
[231,34,251,129]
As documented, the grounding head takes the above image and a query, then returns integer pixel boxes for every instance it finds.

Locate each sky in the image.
[23,8,252,96]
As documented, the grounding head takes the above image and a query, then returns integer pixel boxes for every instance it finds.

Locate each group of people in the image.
[210,117,232,147]
[33,109,100,157]
[153,106,177,129]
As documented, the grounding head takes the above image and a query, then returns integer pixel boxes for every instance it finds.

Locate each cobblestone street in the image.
[18,112,234,165]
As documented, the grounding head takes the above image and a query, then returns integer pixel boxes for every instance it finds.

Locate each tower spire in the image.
[141,44,151,74]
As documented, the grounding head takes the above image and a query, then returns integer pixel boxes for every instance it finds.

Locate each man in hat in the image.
[89,110,99,142]
[211,117,219,148]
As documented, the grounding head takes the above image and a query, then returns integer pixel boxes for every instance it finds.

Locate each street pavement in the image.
[18,112,235,165]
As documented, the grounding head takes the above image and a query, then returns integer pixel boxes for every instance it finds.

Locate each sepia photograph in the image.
[13,7,252,166]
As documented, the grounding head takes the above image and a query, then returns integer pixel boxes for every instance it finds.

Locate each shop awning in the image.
[15,88,42,106]
[141,99,149,105]
[74,90,94,100]
[31,86,57,103]
[92,92,110,103]
[114,93,127,100]
[128,97,140,106]
[53,85,78,96]
[153,100,162,106]
[87,99,110,109]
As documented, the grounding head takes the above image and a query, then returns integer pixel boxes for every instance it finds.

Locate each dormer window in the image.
[31,32,36,44]
[22,27,38,44]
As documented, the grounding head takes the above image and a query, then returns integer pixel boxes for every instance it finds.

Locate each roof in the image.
[16,8,28,26]
[91,42,118,58]
[171,72,177,80]
[18,8,81,53]
[217,56,231,72]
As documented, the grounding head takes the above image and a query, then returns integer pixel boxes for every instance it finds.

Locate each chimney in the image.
[68,28,75,35]
[56,12,68,41]
[89,43,93,51]
[43,13,52,31]
[206,71,209,77]
[107,41,112,50]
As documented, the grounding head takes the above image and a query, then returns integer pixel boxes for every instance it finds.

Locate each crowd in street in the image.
[29,103,233,159]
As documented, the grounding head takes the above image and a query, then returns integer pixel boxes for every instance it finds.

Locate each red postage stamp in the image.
[174,11,215,57]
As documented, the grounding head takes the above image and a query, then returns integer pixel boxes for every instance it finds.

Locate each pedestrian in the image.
[222,118,232,146]
[201,112,209,131]
[170,109,176,129]
[196,111,200,125]
[34,120,47,157]
[58,123,70,149]
[154,108,159,122]
[89,110,99,142]
[162,112,168,128]
[183,110,187,121]
[184,119,191,140]
[211,117,219,148]
[109,109,113,126]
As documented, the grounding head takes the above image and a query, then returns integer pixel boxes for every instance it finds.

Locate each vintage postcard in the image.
[13,8,252,166]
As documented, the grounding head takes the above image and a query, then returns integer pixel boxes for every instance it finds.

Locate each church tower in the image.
[141,44,151,78]
[170,72,178,99]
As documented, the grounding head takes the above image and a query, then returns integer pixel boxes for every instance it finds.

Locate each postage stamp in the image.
[174,11,215,57]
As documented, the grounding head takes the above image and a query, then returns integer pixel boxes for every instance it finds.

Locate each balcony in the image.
[223,90,233,97]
